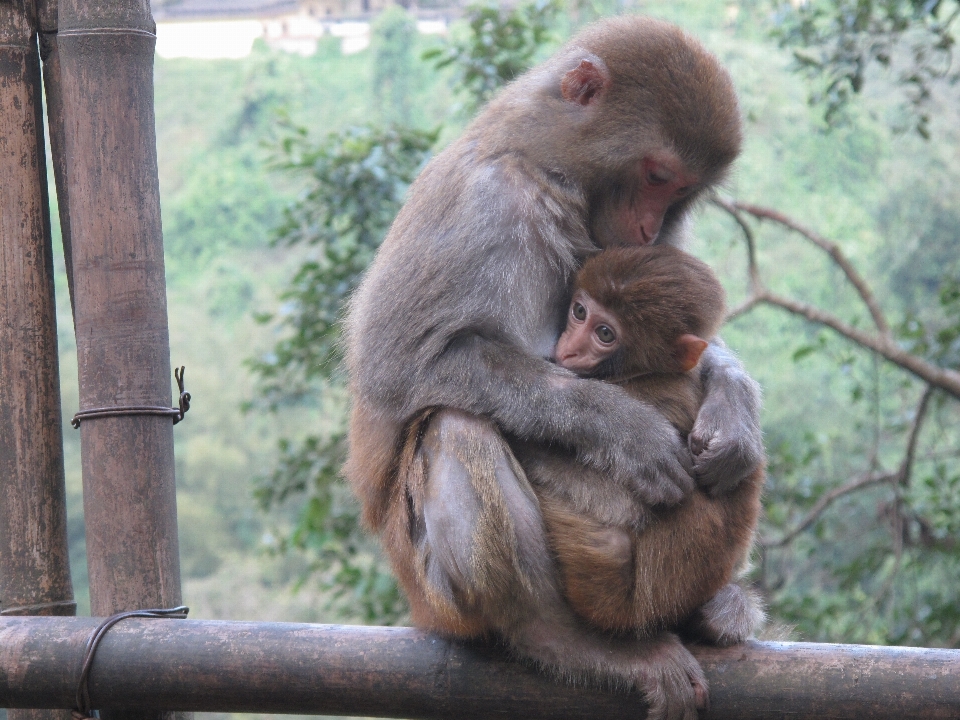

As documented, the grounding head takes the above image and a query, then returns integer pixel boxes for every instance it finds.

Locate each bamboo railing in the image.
[1,619,958,719]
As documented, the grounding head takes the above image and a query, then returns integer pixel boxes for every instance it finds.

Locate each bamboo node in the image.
[59,28,157,40]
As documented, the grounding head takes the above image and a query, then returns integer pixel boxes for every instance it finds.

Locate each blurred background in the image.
[37,0,960,716]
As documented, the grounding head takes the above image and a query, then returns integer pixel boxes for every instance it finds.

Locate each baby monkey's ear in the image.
[674,334,709,372]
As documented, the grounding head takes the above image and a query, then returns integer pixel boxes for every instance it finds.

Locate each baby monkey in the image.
[528,245,765,641]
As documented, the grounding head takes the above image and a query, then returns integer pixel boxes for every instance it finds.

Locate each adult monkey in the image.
[345,16,762,720]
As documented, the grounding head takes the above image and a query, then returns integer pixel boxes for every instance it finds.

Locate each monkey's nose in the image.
[556,348,580,367]
[640,217,661,244]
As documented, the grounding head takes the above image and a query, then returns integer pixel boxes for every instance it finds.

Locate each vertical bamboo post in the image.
[56,1,186,716]
[0,2,75,720]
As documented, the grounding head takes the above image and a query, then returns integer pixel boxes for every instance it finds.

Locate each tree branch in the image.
[708,198,960,400]
[726,294,764,321]
[727,200,891,337]
[897,385,935,489]
[762,470,896,548]
[763,387,936,550]
[710,195,760,290]
[754,289,960,400]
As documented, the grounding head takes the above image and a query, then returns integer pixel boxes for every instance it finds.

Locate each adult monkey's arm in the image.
[417,334,696,506]
[691,340,765,494]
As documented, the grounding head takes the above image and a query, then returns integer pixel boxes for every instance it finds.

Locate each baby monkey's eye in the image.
[572,302,587,321]
[596,325,616,344]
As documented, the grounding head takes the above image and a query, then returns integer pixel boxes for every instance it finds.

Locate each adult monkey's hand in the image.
[691,341,765,496]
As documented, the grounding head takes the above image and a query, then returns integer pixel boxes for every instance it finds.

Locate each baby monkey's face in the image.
[554,290,621,374]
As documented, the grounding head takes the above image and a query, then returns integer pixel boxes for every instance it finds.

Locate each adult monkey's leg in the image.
[398,409,708,720]
[397,409,554,632]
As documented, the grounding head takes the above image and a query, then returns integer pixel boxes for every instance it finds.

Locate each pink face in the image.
[616,153,700,246]
[554,290,621,373]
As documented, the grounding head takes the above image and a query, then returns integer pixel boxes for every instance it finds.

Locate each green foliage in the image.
[422,0,562,108]
[911,458,960,543]
[898,276,960,368]
[250,122,433,623]
[769,533,960,645]
[772,0,960,136]
[255,433,407,623]
[251,122,436,405]
[372,6,419,123]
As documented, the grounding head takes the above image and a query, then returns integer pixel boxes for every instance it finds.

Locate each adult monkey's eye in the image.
[646,169,670,185]
[596,325,615,344]
[572,302,587,321]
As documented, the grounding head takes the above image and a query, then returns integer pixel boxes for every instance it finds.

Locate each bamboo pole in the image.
[0,2,73,601]
[0,0,76,714]
[55,1,184,717]
[0,619,958,719]
[56,0,182,614]
[0,0,75,621]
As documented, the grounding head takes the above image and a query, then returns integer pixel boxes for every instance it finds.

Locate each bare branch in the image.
[755,289,960,400]
[709,197,960,396]
[762,470,896,548]
[729,201,891,337]
[763,386,937,550]
[876,549,903,608]
[725,294,764,322]
[898,385,935,488]
[710,195,760,290]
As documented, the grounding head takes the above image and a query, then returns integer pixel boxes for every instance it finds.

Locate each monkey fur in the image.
[345,16,764,720]
[529,245,765,638]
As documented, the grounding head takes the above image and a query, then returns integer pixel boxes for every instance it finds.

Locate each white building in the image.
[152,0,449,58]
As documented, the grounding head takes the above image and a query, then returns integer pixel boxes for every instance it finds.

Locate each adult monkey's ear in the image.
[561,56,609,106]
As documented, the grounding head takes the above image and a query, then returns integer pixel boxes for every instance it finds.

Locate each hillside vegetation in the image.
[53,0,960,659]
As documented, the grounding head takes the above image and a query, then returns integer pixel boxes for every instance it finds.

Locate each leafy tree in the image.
[251,122,435,403]
[710,194,960,646]
[251,123,435,622]
[743,2,960,646]
[772,0,960,136]
[422,0,562,110]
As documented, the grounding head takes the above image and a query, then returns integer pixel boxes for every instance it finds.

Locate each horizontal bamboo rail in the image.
[1,618,958,718]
